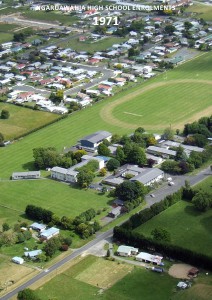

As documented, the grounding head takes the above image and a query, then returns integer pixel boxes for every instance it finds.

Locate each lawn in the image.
[186,4,212,21]
[193,176,212,194]
[133,200,212,257]
[61,36,127,53]
[0,180,111,219]
[0,52,211,178]
[0,24,19,33]
[0,32,13,43]
[0,103,59,140]
[35,255,179,300]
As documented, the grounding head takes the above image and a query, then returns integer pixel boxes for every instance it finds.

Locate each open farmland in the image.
[133,178,212,258]
[0,52,212,179]
[0,103,59,140]
[35,255,178,300]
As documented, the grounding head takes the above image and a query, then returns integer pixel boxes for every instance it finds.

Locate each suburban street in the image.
[1,167,211,300]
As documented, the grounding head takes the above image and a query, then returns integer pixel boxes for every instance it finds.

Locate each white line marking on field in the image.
[124,112,143,117]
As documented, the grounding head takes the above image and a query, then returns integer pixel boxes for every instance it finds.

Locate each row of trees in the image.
[114,184,212,269]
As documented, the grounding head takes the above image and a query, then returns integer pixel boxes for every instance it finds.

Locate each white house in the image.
[136,252,163,265]
[24,249,42,258]
[40,227,60,240]
[117,245,139,257]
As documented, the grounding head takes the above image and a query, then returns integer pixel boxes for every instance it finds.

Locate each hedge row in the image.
[122,189,183,230]
[114,187,212,270]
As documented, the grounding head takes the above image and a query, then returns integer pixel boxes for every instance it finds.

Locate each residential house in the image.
[24,250,42,259]
[117,245,139,257]
[40,227,60,240]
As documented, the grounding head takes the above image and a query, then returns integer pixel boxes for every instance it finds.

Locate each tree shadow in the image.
[107,199,115,206]
[22,161,36,171]
[200,216,212,234]
[184,204,201,217]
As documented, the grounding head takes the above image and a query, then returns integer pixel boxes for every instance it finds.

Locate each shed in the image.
[30,222,46,232]
[12,257,24,264]
[108,206,121,218]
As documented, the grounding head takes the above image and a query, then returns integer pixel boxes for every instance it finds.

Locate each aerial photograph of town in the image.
[0,0,211,299]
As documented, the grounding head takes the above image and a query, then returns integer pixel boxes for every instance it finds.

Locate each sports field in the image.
[61,36,127,53]
[0,103,59,140]
[0,180,110,220]
[105,80,212,130]
[35,255,178,300]
[0,52,211,179]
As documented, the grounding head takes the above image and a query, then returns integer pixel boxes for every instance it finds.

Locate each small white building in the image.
[12,257,24,264]
[30,222,46,232]
[117,245,139,257]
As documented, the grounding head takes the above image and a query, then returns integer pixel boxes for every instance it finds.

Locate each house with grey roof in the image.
[79,131,112,152]
[40,227,60,240]
[24,249,42,259]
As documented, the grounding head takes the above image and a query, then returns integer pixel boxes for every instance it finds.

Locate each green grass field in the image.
[193,177,212,193]
[0,180,110,220]
[0,24,20,32]
[0,103,59,140]
[35,255,178,300]
[186,4,212,21]
[112,82,212,129]
[133,177,212,257]
[0,32,13,43]
[22,11,78,25]
[0,52,211,179]
[61,36,127,53]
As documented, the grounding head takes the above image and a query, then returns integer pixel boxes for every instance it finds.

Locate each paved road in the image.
[1,167,211,299]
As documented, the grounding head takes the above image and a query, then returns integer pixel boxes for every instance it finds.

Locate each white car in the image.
[168,182,175,186]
